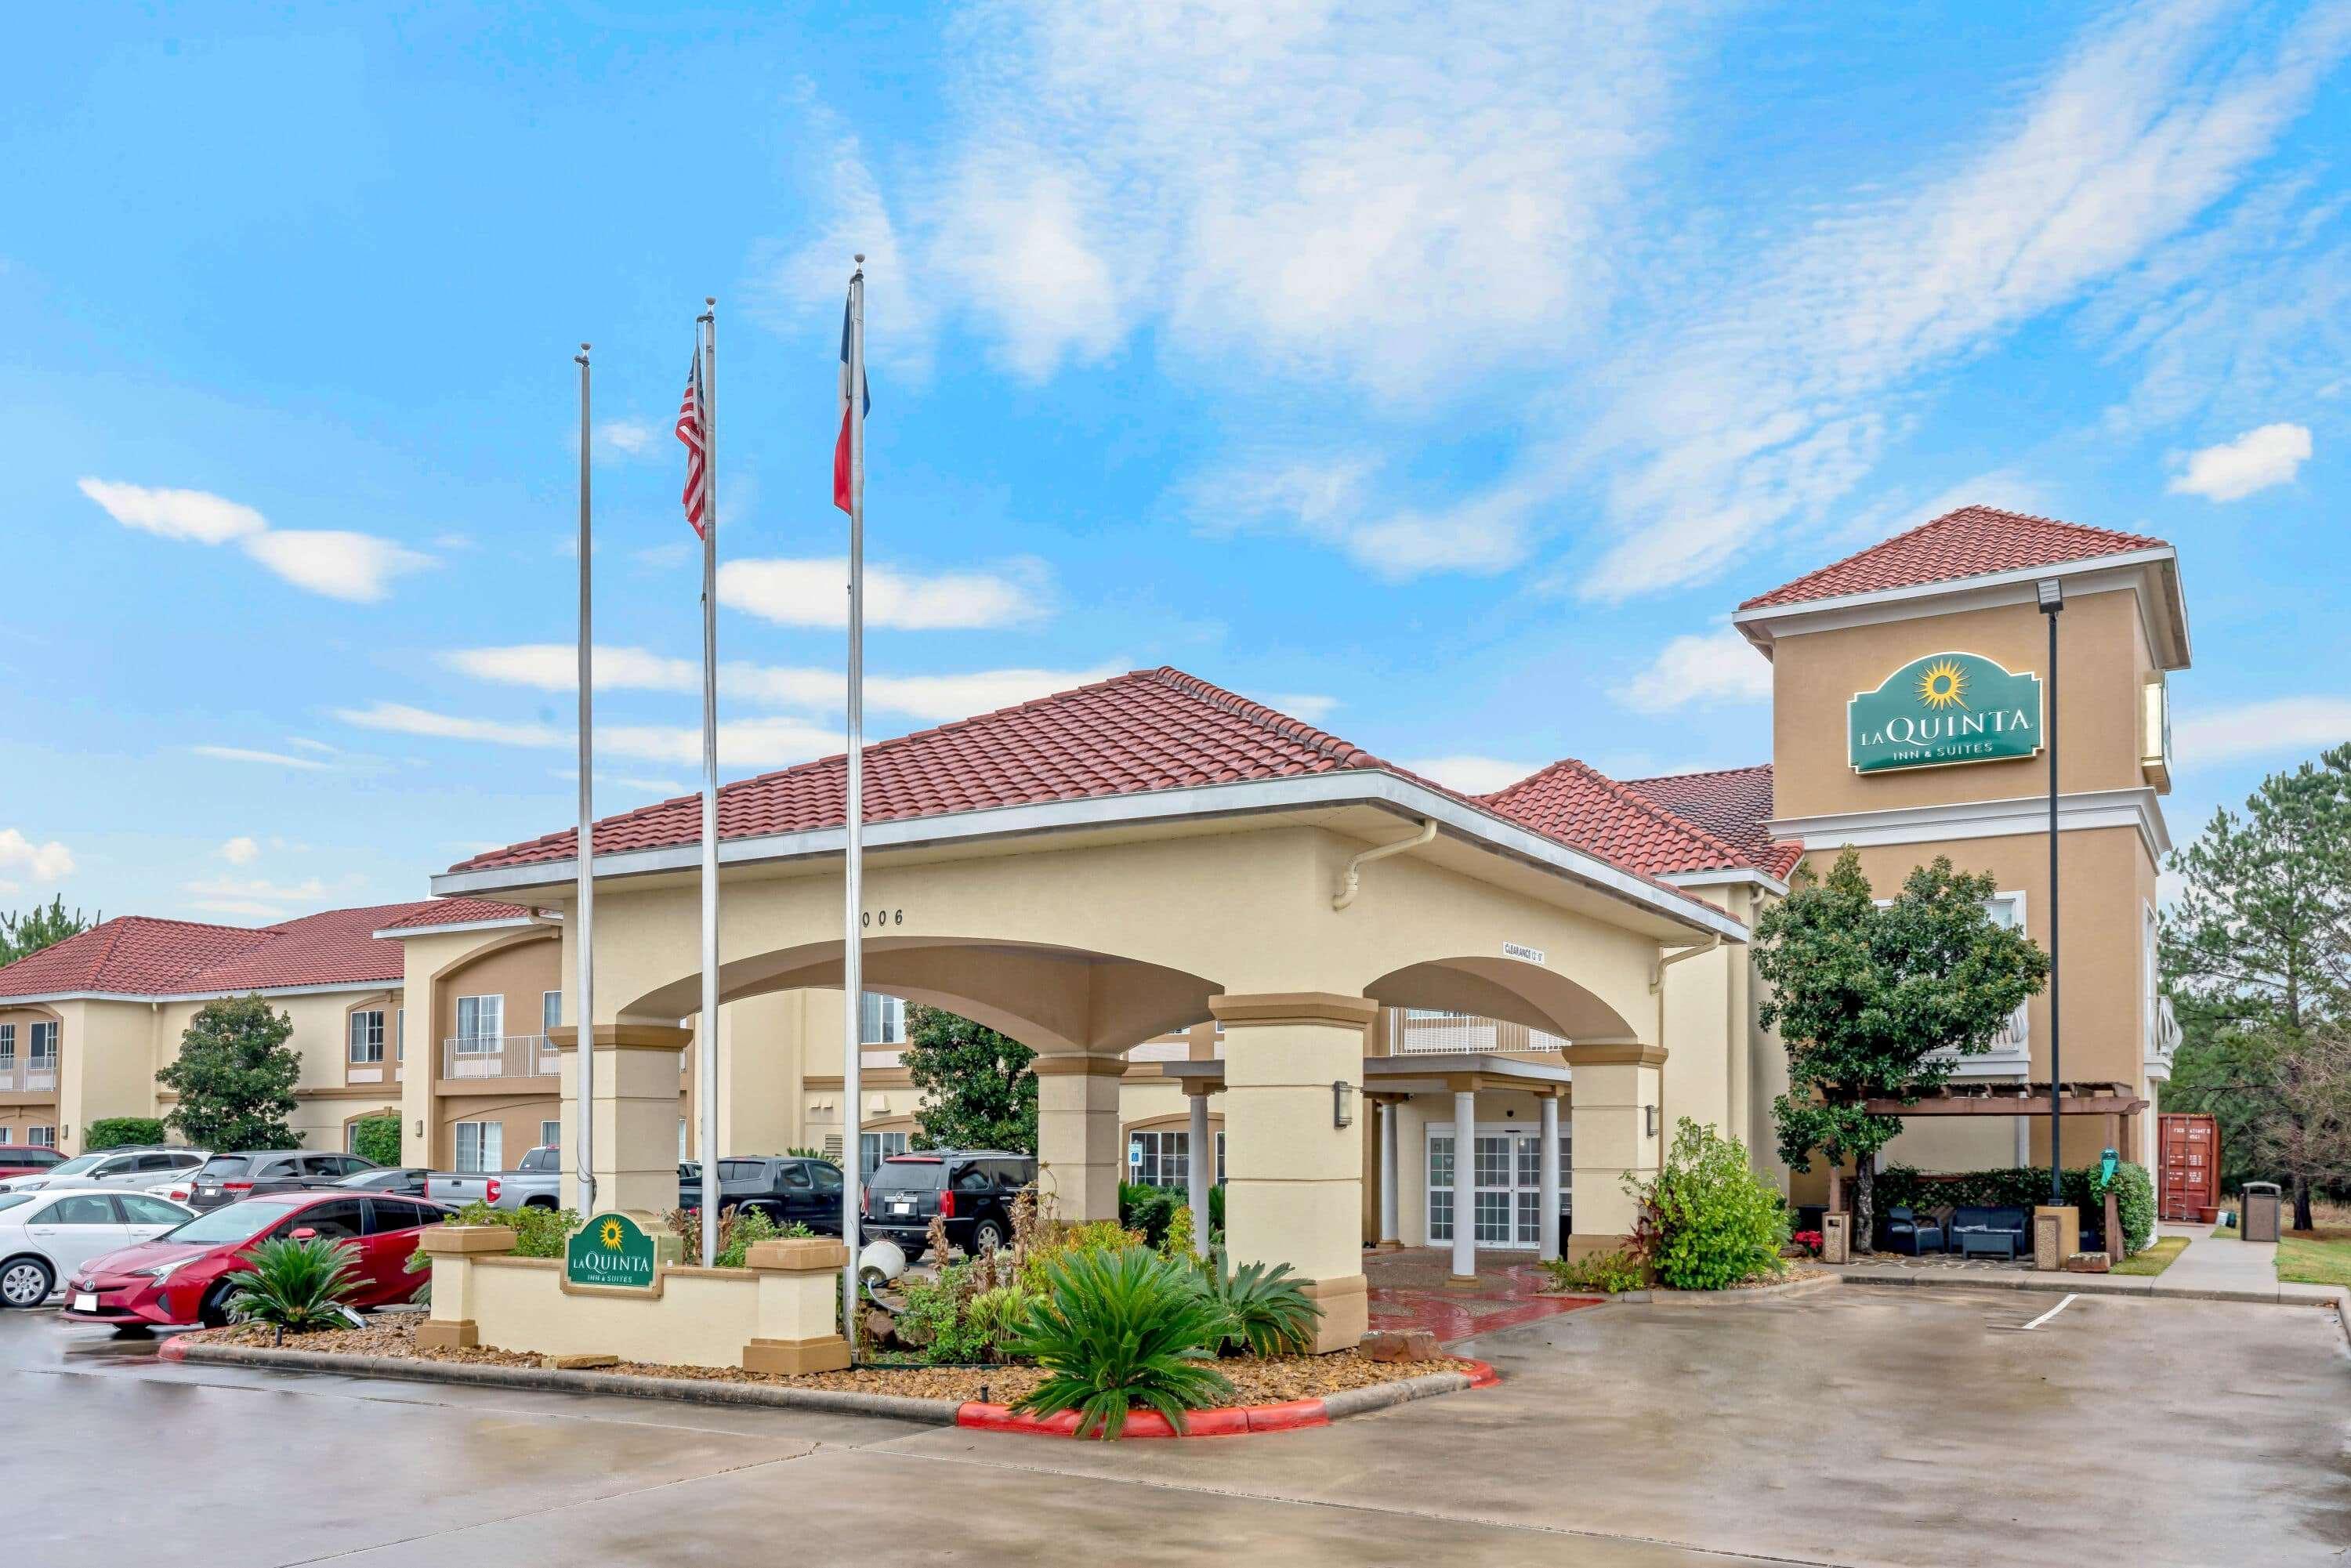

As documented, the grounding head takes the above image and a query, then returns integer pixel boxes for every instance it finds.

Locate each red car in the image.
[0,1148,67,1182]
[60,1190,443,1328]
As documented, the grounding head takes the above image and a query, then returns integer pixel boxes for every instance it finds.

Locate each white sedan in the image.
[0,1187,194,1308]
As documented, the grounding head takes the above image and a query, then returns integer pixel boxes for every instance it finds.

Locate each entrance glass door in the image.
[1427,1124,1569,1249]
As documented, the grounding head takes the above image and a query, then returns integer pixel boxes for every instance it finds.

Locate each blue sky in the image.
[2,1,2346,925]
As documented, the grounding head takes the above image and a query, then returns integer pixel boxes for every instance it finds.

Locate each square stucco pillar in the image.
[1034,1055,1127,1222]
[1211,991,1375,1354]
[1563,1041,1665,1261]
[551,1023,691,1219]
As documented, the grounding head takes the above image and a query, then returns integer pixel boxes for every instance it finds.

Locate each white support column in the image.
[1538,1092,1562,1262]
[1377,1098,1401,1250]
[1450,1086,1477,1283]
[1186,1087,1213,1260]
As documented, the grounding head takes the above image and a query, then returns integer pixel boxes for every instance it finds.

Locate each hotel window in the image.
[0,1024,13,1067]
[859,993,906,1045]
[27,1022,56,1067]
[452,1120,502,1173]
[542,990,562,1035]
[678,1118,689,1161]
[0,1128,10,1144]
[396,1009,405,1063]
[1126,1129,1224,1189]
[542,1119,562,1149]
[27,1127,56,1148]
[860,1128,909,1177]
[455,994,504,1052]
[349,1009,386,1064]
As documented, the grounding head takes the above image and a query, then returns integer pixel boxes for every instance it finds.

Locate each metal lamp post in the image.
[2038,576,2063,1202]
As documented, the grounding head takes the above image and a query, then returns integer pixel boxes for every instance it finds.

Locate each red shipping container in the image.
[2159,1114,2220,1223]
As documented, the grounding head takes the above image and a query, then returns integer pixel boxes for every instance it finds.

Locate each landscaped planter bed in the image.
[167,1317,1491,1436]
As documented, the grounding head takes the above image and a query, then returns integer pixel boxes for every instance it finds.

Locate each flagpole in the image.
[573,342,596,1219]
[841,255,868,1348]
[697,299,721,1269]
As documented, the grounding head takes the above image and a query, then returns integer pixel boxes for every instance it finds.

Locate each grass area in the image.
[2111,1236,2187,1276]
[2277,1229,2351,1288]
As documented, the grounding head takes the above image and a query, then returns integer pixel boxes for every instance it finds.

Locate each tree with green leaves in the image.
[2162,744,2351,1229]
[347,1111,403,1168]
[1755,849,2049,1250]
[0,896,97,969]
[157,996,302,1152]
[902,1004,1037,1153]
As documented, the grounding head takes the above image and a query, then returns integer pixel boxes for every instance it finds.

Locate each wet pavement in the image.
[9,1280,2349,1565]
[1364,1246,1599,1343]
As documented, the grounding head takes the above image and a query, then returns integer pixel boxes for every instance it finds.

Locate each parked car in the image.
[187,1151,379,1211]
[860,1150,1036,1260]
[0,1147,68,1182]
[425,1145,563,1211]
[0,1187,194,1309]
[61,1190,444,1328]
[324,1167,432,1198]
[678,1156,843,1233]
[0,1146,206,1195]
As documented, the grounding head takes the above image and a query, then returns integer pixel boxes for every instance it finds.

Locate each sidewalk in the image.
[1838,1223,2343,1308]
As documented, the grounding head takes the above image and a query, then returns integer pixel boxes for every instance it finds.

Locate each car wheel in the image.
[970,1218,1008,1255]
[198,1282,235,1329]
[897,1243,927,1263]
[0,1256,52,1309]
[523,1197,556,1211]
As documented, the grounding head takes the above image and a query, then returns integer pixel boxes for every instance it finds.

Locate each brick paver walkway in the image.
[1363,1248,1599,1345]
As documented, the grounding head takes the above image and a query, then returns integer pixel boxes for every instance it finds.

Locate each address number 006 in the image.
[860,908,905,929]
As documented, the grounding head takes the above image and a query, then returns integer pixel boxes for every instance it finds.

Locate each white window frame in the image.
[395,1008,405,1063]
[860,1128,909,1177]
[859,993,906,1046]
[0,1127,10,1144]
[1425,1121,1569,1250]
[542,990,563,1035]
[348,1009,386,1065]
[27,1126,56,1148]
[0,1023,13,1066]
[455,994,503,1054]
[452,1120,502,1173]
[26,1021,56,1066]
[541,1119,562,1149]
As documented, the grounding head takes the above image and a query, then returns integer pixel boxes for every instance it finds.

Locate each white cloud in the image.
[440,644,697,693]
[190,744,334,772]
[334,700,839,773]
[240,530,433,603]
[754,120,937,377]
[219,836,259,865]
[597,418,658,458]
[1575,0,2351,598]
[79,479,433,602]
[2174,696,2351,765]
[78,479,266,544]
[1193,455,1535,580]
[285,738,338,755]
[1400,755,1543,795]
[1614,626,1773,715]
[334,703,566,748]
[1266,693,1339,722]
[2167,422,2313,501]
[0,829,74,882]
[718,558,1050,630]
[183,875,336,918]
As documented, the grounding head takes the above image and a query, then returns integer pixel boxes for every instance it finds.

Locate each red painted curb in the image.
[1458,1358,1500,1389]
[955,1397,1328,1439]
[156,1336,189,1363]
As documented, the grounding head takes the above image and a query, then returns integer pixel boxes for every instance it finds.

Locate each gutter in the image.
[1332,819,1436,911]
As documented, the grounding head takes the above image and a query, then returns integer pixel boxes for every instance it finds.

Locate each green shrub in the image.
[224,1236,362,1331]
[85,1117,168,1151]
[1019,1217,1142,1295]
[440,1200,578,1258]
[785,1146,833,1163]
[1008,1246,1233,1439]
[1188,1250,1319,1356]
[1635,1118,1788,1291]
[347,1112,402,1168]
[1160,1201,1196,1263]
[1876,1161,2156,1254]
[1540,1248,1650,1294]
[1208,1182,1225,1234]
[1118,1182,1183,1248]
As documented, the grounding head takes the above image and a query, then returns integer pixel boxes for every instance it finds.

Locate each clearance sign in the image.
[1848,653,2043,774]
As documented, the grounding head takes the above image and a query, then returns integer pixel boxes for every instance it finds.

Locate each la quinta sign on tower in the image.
[1847,652,2043,775]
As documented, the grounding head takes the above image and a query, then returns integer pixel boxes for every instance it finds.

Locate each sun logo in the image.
[600,1217,625,1251]
[1916,659,1969,710]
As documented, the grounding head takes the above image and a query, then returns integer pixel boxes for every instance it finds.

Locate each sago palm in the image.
[223,1236,362,1332]
[1006,1245,1232,1439]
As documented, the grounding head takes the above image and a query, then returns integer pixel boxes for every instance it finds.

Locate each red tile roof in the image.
[1480,760,1757,878]
[0,899,534,1001]
[445,667,1737,926]
[1738,506,2169,612]
[373,898,542,932]
[1619,764,1803,880]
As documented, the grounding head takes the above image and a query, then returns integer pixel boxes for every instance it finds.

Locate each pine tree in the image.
[0,896,96,969]
[158,996,303,1152]
[901,1005,1038,1153]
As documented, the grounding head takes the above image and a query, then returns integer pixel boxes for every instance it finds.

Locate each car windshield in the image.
[43,1154,107,1176]
[870,1160,945,1193]
[194,1156,252,1180]
[156,1197,308,1246]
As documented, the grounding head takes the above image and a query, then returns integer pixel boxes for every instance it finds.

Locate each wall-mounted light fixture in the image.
[1644,1105,1659,1139]
[1332,1080,1355,1129]
[415,1119,425,1138]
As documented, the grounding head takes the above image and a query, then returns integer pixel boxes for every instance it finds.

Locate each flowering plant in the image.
[1790,1229,1824,1258]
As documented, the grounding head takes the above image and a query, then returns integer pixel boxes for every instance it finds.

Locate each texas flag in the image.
[833,292,868,516]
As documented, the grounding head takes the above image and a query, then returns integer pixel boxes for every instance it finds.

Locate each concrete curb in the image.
[1610,1271,1840,1307]
[161,1337,1500,1438]
[1838,1266,2351,1313]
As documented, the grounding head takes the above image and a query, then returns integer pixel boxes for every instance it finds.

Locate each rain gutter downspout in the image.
[1650,933,1724,1157]
[1332,820,1437,911]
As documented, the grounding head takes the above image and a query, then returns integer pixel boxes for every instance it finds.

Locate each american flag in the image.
[676,349,708,537]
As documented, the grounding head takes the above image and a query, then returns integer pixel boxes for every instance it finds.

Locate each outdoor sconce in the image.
[1644,1105,1659,1138]
[415,1119,425,1137]
[1333,1080,1355,1129]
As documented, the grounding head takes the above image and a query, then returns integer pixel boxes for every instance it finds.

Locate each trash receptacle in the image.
[2241,1182,2283,1243]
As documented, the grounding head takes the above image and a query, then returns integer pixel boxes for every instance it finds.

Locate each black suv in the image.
[678,1155,845,1234]
[188,1150,378,1211]
[862,1150,1036,1259]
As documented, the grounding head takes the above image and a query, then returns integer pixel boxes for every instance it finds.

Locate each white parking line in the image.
[2020,1294,2079,1331]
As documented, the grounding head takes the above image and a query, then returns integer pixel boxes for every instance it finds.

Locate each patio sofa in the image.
[1948,1206,2030,1260]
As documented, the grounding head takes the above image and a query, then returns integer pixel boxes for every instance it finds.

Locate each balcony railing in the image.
[0,1059,57,1093]
[1928,1003,2030,1074]
[441,1035,559,1080]
[1393,1012,1566,1056]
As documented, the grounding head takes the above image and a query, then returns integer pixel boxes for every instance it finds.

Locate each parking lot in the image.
[9,1284,2348,1566]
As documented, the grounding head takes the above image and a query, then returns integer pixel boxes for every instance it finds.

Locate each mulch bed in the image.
[181,1318,1475,1407]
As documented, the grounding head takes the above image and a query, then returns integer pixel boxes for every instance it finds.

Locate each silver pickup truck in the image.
[424,1144,564,1211]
